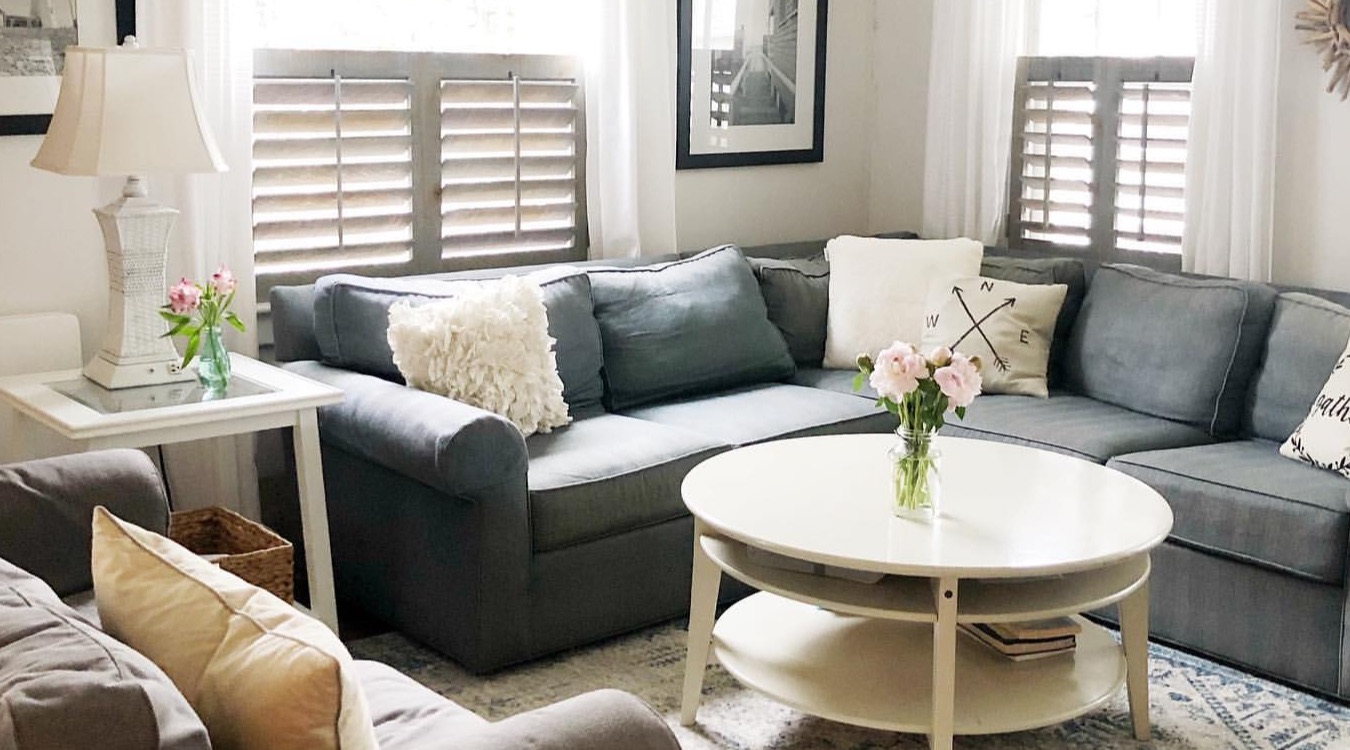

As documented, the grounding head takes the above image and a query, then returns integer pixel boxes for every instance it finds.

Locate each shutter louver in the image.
[252,77,415,277]
[1012,77,1096,248]
[440,77,581,258]
[1115,82,1190,254]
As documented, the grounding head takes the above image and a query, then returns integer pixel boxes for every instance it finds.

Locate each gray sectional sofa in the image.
[271,241,1350,701]
[0,450,680,750]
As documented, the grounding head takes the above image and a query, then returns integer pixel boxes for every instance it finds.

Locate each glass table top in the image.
[50,375,277,415]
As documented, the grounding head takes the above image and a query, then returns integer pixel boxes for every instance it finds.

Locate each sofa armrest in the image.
[0,449,168,596]
[283,361,528,498]
[455,690,679,750]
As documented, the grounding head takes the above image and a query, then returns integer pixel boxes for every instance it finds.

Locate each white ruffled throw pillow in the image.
[387,275,570,436]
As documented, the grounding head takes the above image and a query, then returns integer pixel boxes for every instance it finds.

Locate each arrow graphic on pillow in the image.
[951,286,1015,372]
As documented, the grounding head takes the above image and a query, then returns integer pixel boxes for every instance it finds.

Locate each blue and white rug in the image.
[351,621,1350,749]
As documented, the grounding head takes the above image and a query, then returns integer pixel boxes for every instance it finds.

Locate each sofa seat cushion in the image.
[1107,441,1350,584]
[353,660,486,749]
[0,559,211,750]
[790,367,877,399]
[942,394,1215,463]
[527,414,728,553]
[622,384,898,447]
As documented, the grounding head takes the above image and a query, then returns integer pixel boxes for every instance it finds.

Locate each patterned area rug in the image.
[350,620,1350,749]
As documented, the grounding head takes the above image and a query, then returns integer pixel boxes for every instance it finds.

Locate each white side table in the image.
[0,353,344,631]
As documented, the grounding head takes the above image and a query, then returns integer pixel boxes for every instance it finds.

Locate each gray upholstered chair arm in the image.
[282,361,528,497]
[452,690,680,750]
[0,449,168,596]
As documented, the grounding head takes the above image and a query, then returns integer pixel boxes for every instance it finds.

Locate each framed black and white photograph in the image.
[676,0,827,169]
[0,0,135,136]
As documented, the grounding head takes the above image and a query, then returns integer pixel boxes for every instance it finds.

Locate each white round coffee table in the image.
[679,434,1173,750]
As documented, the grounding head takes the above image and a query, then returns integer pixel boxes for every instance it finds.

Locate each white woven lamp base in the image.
[84,182,196,390]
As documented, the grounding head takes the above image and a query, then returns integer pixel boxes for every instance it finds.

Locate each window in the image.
[251,51,586,297]
[1009,0,1197,260]
[249,0,589,303]
[1008,57,1193,257]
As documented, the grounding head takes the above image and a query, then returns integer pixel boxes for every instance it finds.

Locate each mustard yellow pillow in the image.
[91,507,378,750]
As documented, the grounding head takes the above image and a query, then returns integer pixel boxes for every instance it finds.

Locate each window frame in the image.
[1007,55,1193,270]
[251,48,588,299]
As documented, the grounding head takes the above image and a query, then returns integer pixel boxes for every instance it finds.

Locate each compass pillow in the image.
[1281,338,1350,479]
[921,276,1067,397]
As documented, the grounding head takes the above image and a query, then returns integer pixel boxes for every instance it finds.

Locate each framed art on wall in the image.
[676,0,828,169]
[0,0,136,136]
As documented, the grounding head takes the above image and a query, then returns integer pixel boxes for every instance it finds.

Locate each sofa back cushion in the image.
[1064,264,1276,437]
[748,255,829,367]
[0,559,210,750]
[979,256,1088,388]
[0,449,168,598]
[1246,292,1350,442]
[313,267,605,412]
[588,245,796,410]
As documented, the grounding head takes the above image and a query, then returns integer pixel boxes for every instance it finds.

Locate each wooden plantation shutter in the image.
[1009,57,1097,248]
[250,49,586,316]
[252,76,415,281]
[1009,57,1192,261]
[440,75,583,259]
[1115,63,1192,254]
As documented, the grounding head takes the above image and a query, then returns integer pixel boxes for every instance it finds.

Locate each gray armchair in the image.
[0,450,680,750]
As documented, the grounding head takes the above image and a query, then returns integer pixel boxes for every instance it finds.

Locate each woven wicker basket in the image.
[169,507,294,603]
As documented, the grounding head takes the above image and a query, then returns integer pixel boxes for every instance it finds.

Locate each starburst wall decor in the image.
[1297,0,1350,100]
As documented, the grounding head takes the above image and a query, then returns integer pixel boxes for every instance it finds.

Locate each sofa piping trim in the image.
[1164,534,1342,587]
[585,244,739,277]
[944,423,1103,463]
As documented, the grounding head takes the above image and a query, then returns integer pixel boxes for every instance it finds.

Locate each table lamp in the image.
[31,38,227,389]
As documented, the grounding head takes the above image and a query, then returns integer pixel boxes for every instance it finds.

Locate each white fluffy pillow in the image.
[387,275,570,436]
[1281,339,1350,478]
[822,236,984,368]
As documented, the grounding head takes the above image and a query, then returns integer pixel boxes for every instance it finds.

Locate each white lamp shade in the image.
[31,45,227,176]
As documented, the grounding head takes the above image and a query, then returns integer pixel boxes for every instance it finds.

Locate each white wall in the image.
[0,137,110,357]
[1273,0,1350,292]
[673,0,879,252]
[867,0,932,235]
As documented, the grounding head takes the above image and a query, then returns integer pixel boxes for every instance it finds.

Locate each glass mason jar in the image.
[196,325,232,391]
[887,426,941,519]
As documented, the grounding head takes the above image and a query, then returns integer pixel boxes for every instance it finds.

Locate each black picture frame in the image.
[676,0,828,170]
[0,0,136,136]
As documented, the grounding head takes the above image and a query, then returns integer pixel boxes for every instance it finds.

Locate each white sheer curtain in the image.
[921,0,1027,245]
[1181,0,1281,281]
[136,0,259,516]
[583,0,678,259]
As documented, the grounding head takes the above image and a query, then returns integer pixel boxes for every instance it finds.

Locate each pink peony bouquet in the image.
[159,266,246,369]
[854,342,983,433]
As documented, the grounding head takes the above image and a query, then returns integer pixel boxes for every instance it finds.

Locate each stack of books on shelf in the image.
[959,617,1081,661]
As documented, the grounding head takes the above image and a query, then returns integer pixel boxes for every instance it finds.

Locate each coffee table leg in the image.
[1119,574,1151,741]
[681,522,722,726]
[930,576,959,750]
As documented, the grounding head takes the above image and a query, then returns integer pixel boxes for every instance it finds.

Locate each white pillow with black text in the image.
[1281,339,1350,478]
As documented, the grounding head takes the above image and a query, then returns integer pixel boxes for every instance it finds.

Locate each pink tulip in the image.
[934,354,982,408]
[869,341,930,401]
[210,266,237,296]
[168,278,202,314]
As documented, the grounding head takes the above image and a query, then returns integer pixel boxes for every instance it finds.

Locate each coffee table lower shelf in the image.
[713,592,1127,736]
